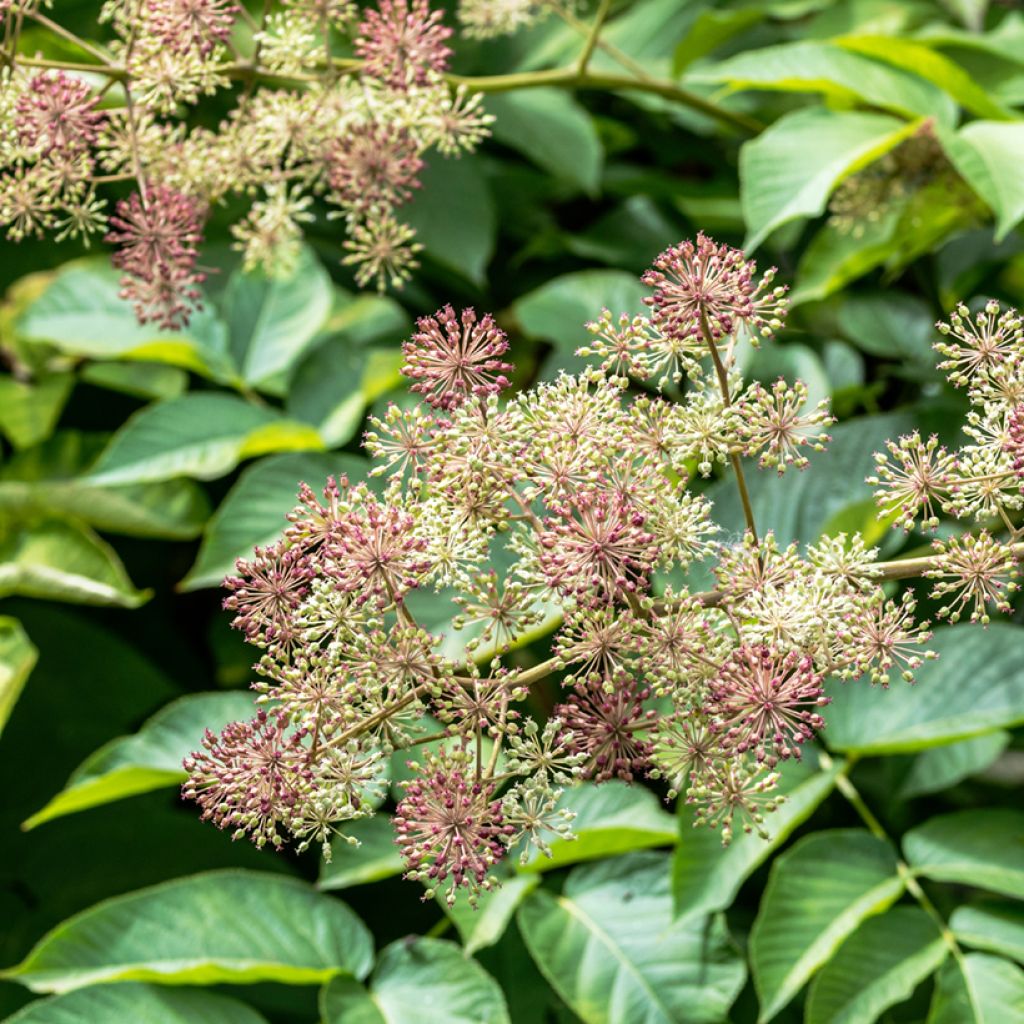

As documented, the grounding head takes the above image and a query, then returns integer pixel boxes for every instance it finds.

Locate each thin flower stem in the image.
[822,752,964,962]
[576,0,613,76]
[26,10,114,65]
[700,310,759,543]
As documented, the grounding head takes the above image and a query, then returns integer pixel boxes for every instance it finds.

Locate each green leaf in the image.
[0,373,73,450]
[487,90,603,195]
[0,519,149,608]
[4,983,270,1023]
[824,625,1024,754]
[939,121,1024,241]
[899,732,1011,799]
[80,361,188,400]
[928,954,1024,1023]
[903,810,1024,900]
[18,261,235,382]
[672,8,761,74]
[691,41,956,121]
[0,616,37,739]
[87,394,324,486]
[749,830,904,1022]
[2,870,373,993]
[805,906,947,1024]
[673,754,843,918]
[837,292,937,367]
[222,245,332,392]
[566,196,682,272]
[739,106,918,250]
[318,815,405,892]
[180,452,367,590]
[443,873,540,957]
[517,780,676,872]
[22,691,257,830]
[952,904,1024,965]
[320,937,509,1024]
[517,851,746,1024]
[403,154,496,285]
[834,35,1014,120]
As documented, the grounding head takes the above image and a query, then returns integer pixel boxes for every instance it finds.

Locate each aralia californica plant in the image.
[184,234,1023,907]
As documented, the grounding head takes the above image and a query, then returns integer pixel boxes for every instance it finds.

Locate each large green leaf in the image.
[318,815,405,892]
[804,906,947,1024]
[738,106,917,250]
[903,810,1024,900]
[487,90,603,195]
[321,937,509,1024]
[834,35,1013,119]
[517,780,676,872]
[80,361,188,400]
[180,452,367,590]
[673,754,843,918]
[0,616,37,738]
[952,904,1024,965]
[2,870,373,993]
[825,625,1024,754]
[221,245,332,392]
[928,954,1024,1023]
[940,121,1024,240]
[0,374,73,450]
[691,41,956,121]
[403,154,496,285]
[442,872,540,956]
[899,732,1010,799]
[22,691,257,830]
[517,851,746,1024]
[5,983,270,1023]
[0,519,149,608]
[87,394,324,486]
[749,830,904,1022]
[17,261,235,382]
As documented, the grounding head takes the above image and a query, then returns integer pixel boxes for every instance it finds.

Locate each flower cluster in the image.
[186,236,1022,905]
[0,0,491,326]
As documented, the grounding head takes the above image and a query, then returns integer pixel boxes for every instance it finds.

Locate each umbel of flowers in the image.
[184,234,1023,907]
[0,0,489,327]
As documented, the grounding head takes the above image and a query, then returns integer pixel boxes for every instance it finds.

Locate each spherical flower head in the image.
[537,489,659,607]
[327,121,424,213]
[223,541,312,646]
[866,431,955,532]
[355,0,453,88]
[402,304,513,410]
[16,70,104,156]
[1007,404,1024,489]
[554,677,655,783]
[144,0,240,57]
[182,709,312,849]
[106,184,207,329]
[926,531,1020,625]
[393,747,513,906]
[706,645,828,765]
[641,233,788,344]
[935,300,1023,387]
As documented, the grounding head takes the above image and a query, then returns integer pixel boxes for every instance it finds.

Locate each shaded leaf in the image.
[0,519,149,608]
[899,732,1011,799]
[318,815,405,892]
[87,394,324,486]
[673,754,842,918]
[180,452,367,590]
[739,106,917,250]
[487,89,603,195]
[903,810,1024,900]
[2,870,373,993]
[517,851,746,1024]
[0,374,73,450]
[825,625,1024,754]
[80,361,188,400]
[749,830,904,1022]
[222,245,333,392]
[321,937,509,1024]
[928,954,1024,1023]
[22,691,257,830]
[805,906,947,1024]
[443,873,540,956]
[952,904,1024,965]
[4,983,270,1023]
[0,616,37,739]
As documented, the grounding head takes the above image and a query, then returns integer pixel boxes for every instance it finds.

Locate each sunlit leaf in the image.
[0,616,37,739]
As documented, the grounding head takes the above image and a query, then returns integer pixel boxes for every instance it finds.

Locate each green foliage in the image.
[2,1,1024,1022]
